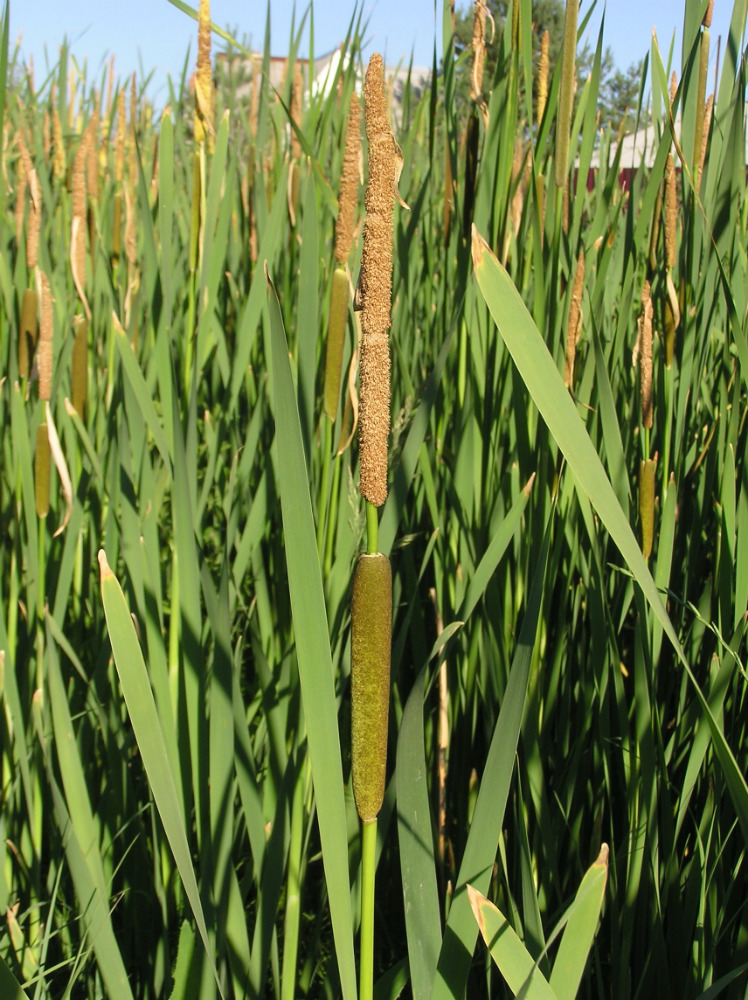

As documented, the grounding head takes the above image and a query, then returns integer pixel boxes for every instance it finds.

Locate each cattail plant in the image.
[350,51,397,1000]
[318,91,362,567]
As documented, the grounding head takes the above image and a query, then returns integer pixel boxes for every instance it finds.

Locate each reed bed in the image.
[1,1,747,998]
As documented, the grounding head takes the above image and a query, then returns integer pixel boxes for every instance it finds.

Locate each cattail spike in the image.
[359,54,396,507]
[335,93,361,266]
[351,553,392,823]
[38,272,53,402]
[638,280,653,429]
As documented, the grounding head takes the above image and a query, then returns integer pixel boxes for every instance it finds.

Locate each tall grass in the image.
[1,0,747,997]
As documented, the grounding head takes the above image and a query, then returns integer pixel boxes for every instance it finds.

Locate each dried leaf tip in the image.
[471,224,491,270]
[98,549,113,579]
[536,29,549,126]
[471,0,486,103]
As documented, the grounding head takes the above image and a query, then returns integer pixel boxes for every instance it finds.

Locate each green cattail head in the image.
[351,552,392,823]
[19,288,37,379]
[555,0,578,189]
[72,316,88,418]
[35,423,50,519]
[323,267,349,421]
[693,25,709,176]
[639,457,657,558]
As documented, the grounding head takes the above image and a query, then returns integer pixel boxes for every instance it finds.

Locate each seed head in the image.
[358,54,397,507]
[335,92,361,266]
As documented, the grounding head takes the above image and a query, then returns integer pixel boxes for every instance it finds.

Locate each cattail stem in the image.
[366,502,379,556]
[359,819,377,1000]
[324,452,343,578]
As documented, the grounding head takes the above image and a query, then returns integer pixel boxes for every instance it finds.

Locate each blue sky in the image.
[9,1,739,106]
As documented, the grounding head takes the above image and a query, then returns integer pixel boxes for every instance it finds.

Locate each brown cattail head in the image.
[351,552,392,823]
[334,92,361,266]
[19,132,41,271]
[703,0,714,28]
[194,0,214,145]
[638,280,653,429]
[38,271,53,401]
[564,249,585,389]
[536,29,549,127]
[470,0,486,103]
[358,54,397,507]
[665,153,676,269]
[669,72,678,106]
